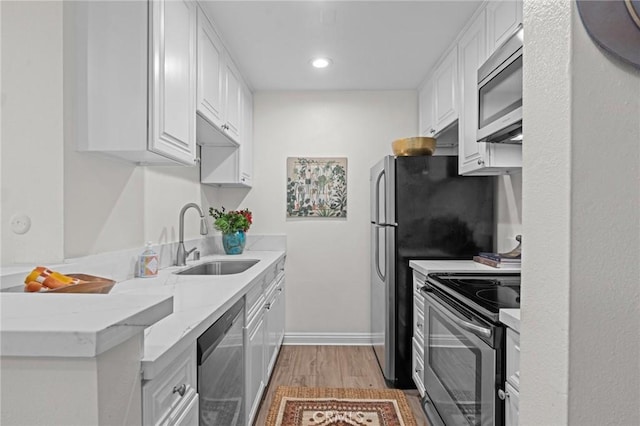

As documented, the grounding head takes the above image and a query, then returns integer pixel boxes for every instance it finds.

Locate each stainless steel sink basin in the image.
[175,259,259,276]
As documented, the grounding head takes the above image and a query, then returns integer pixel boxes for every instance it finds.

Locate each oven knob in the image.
[498,389,510,400]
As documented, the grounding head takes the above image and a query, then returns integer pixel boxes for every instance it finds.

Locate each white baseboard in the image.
[283,332,373,346]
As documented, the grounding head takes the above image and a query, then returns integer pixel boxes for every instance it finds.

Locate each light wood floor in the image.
[253,345,429,425]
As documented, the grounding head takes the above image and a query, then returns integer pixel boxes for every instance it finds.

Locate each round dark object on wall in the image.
[576,0,640,68]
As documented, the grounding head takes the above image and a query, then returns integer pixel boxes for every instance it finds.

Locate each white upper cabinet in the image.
[486,0,523,56]
[149,0,198,165]
[418,46,459,150]
[196,7,224,129]
[418,77,436,138]
[457,1,522,175]
[433,46,459,133]
[239,88,254,186]
[75,0,197,165]
[223,57,243,143]
[195,5,245,147]
[458,10,489,175]
[195,5,253,187]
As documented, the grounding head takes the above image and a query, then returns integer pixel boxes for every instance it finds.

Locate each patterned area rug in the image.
[266,386,417,426]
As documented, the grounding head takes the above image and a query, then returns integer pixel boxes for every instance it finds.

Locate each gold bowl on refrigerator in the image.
[391,137,437,156]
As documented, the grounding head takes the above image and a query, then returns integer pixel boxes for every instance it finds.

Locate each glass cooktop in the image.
[426,272,521,320]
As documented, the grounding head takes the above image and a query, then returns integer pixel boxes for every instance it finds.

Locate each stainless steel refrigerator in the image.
[370,155,495,388]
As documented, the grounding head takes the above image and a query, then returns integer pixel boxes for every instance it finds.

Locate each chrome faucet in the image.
[176,203,209,266]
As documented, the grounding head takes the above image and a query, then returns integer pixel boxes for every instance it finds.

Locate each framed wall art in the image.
[286,157,347,218]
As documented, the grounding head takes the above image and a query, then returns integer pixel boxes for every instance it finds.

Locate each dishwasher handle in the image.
[197,298,245,366]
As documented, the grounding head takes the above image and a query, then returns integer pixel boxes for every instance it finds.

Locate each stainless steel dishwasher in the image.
[197,298,245,426]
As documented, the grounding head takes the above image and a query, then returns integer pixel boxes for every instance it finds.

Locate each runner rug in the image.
[265,386,418,426]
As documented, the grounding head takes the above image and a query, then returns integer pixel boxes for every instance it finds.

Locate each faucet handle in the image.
[193,250,201,261]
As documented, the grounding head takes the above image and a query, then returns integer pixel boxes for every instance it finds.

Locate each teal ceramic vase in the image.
[222,231,246,255]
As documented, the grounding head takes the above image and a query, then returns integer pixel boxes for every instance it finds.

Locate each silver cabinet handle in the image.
[265,302,271,310]
[173,384,186,397]
[417,322,423,329]
[477,159,485,166]
[415,367,421,373]
[429,128,436,134]
[498,389,510,400]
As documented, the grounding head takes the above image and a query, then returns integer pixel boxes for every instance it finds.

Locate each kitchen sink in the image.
[175,259,259,276]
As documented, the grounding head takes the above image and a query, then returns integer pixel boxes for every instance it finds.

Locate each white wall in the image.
[1,1,208,265]
[496,173,522,253]
[214,91,418,336]
[522,1,640,425]
[1,1,65,264]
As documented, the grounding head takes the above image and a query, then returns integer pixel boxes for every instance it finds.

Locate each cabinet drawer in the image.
[412,337,426,397]
[506,328,520,389]
[246,278,265,322]
[413,271,426,292]
[504,381,520,426]
[167,388,198,426]
[143,345,197,426]
[413,294,425,345]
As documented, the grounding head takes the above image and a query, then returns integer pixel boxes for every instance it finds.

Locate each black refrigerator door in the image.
[395,155,495,258]
[392,155,495,388]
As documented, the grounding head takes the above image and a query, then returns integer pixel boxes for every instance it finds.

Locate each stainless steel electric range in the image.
[419,272,521,426]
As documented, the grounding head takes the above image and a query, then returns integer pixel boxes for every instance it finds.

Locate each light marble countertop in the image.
[499,309,521,333]
[0,249,285,380]
[409,259,521,276]
[111,250,285,379]
[0,293,173,357]
[409,260,521,329]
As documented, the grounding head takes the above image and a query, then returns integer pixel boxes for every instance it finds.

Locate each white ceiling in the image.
[201,1,483,91]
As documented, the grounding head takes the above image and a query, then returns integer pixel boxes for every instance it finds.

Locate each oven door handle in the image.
[423,289,493,339]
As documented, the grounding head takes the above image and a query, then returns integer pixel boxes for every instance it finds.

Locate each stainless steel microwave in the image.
[477,26,523,144]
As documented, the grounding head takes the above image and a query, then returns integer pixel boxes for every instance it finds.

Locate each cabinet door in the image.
[169,392,198,426]
[224,57,242,143]
[458,10,489,175]
[412,338,426,397]
[506,328,520,389]
[264,291,277,378]
[504,382,520,426]
[196,7,224,129]
[239,87,253,186]
[142,345,197,426]
[486,0,523,56]
[245,314,265,425]
[275,281,285,348]
[149,0,197,165]
[433,47,458,132]
[418,77,436,137]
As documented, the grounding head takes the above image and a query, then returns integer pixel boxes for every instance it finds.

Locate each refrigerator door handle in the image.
[374,227,385,282]
[374,168,385,224]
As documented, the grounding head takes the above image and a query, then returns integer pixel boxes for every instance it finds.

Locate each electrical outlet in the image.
[10,214,31,235]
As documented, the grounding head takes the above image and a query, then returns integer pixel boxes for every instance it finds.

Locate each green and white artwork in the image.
[286,157,347,218]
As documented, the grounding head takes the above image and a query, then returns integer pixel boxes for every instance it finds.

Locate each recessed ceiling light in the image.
[311,58,332,69]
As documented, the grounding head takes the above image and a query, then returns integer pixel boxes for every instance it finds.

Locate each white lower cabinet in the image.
[504,327,520,426]
[411,270,426,397]
[245,309,266,424]
[245,259,286,426]
[168,393,199,426]
[504,382,519,426]
[265,276,285,377]
[143,345,198,426]
[412,338,425,397]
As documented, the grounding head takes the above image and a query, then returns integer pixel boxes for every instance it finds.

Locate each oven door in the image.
[422,289,498,426]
